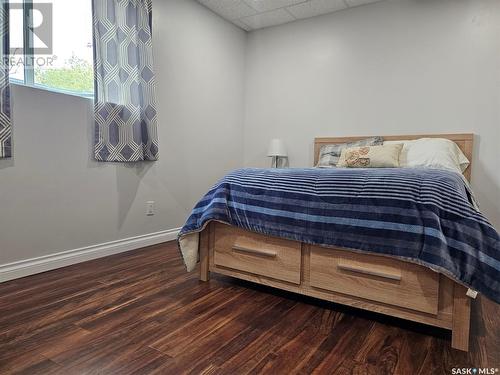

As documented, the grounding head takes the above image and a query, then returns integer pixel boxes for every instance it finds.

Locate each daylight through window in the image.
[8,0,94,98]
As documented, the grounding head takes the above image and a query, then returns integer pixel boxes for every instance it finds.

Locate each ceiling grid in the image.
[197,0,384,31]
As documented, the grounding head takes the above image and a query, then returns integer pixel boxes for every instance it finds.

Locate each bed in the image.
[178,133,500,352]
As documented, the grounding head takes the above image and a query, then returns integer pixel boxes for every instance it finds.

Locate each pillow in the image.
[383,139,416,166]
[337,143,403,168]
[384,138,469,174]
[316,136,383,167]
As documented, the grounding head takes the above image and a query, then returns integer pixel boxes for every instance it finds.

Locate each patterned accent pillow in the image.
[337,143,403,168]
[316,137,383,167]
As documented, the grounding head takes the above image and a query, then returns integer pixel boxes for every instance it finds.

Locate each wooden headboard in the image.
[314,134,474,181]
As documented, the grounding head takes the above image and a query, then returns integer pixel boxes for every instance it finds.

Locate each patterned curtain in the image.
[92,0,159,162]
[0,0,12,159]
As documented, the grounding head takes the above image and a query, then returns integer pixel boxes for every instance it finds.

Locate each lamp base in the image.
[271,156,286,168]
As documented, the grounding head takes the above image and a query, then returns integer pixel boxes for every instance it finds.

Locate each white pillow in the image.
[384,138,469,174]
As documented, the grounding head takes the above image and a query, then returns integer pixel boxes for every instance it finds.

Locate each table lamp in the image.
[267,139,287,168]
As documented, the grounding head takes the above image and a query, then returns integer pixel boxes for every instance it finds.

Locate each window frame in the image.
[9,0,94,99]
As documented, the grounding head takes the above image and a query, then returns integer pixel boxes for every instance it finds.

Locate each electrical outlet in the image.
[146,201,155,216]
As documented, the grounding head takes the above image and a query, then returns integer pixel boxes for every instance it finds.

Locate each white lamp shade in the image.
[267,139,287,157]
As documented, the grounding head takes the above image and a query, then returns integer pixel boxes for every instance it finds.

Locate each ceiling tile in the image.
[243,0,308,13]
[240,8,295,29]
[345,0,382,6]
[197,0,387,31]
[231,19,253,31]
[286,0,347,19]
[198,0,258,20]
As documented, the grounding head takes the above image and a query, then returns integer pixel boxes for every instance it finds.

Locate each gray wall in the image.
[1,0,499,267]
[0,0,246,264]
[243,0,500,228]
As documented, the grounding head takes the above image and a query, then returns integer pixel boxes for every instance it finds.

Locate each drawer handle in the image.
[232,245,277,258]
[337,262,402,281]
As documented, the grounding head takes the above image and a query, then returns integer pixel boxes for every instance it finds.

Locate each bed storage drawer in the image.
[213,224,301,284]
[309,246,439,314]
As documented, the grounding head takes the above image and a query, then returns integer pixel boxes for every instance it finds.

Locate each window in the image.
[8,0,94,98]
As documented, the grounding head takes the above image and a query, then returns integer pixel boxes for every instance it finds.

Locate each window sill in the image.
[10,80,94,100]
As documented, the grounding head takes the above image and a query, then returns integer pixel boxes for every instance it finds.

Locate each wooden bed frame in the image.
[199,133,475,352]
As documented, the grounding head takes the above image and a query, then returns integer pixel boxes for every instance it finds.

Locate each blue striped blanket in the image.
[178,168,500,303]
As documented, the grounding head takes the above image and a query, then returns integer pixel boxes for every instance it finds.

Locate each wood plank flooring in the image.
[0,241,498,374]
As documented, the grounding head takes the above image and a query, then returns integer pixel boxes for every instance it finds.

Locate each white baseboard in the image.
[0,228,181,283]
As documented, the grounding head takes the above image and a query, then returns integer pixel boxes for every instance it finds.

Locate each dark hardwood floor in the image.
[0,241,498,374]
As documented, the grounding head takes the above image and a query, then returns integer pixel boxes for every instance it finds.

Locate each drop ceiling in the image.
[197,0,385,31]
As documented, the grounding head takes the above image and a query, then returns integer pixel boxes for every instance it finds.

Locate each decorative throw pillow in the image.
[316,136,383,167]
[337,143,403,168]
